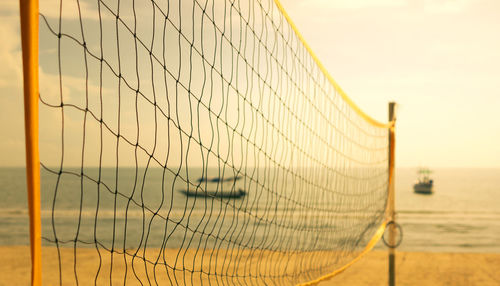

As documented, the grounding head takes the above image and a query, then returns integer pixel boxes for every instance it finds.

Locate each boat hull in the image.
[413,183,433,194]
[180,189,246,199]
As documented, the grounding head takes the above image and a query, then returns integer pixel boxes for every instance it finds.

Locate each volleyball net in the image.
[23,0,394,284]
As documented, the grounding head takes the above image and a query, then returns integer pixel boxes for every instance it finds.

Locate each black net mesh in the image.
[38,0,389,284]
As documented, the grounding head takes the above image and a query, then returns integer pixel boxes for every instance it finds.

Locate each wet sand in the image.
[1,246,499,285]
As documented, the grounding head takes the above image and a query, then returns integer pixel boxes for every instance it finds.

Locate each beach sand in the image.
[326,251,500,286]
[1,246,499,285]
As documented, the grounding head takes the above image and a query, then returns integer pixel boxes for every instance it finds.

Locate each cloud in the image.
[0,1,19,16]
[423,0,471,14]
[40,0,107,21]
[290,0,474,15]
[296,0,406,10]
[0,8,22,90]
[0,5,24,166]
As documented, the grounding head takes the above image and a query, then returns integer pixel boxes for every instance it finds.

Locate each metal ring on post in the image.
[382,221,403,249]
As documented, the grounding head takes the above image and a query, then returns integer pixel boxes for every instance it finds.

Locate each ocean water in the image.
[0,167,499,253]
[385,168,500,253]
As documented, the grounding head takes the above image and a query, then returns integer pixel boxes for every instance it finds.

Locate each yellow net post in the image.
[19,0,41,285]
[388,102,397,286]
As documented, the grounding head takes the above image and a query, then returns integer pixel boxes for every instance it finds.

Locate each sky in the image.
[1,0,499,168]
[278,0,500,167]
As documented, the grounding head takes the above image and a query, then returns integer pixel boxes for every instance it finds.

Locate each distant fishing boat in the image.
[180,176,246,199]
[413,168,433,194]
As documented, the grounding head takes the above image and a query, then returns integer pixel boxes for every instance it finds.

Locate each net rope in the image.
[37,0,390,284]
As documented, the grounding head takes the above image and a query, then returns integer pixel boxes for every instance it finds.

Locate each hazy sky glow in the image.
[1,0,499,167]
[279,0,500,167]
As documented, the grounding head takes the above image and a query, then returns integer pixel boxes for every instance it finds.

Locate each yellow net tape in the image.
[273,0,394,129]
[273,0,395,283]
[299,221,387,286]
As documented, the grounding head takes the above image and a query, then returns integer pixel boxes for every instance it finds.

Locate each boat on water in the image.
[180,176,247,199]
[195,176,242,183]
[413,168,433,194]
[179,188,246,198]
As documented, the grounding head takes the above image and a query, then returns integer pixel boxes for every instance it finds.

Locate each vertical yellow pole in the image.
[19,0,41,285]
[388,102,396,286]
